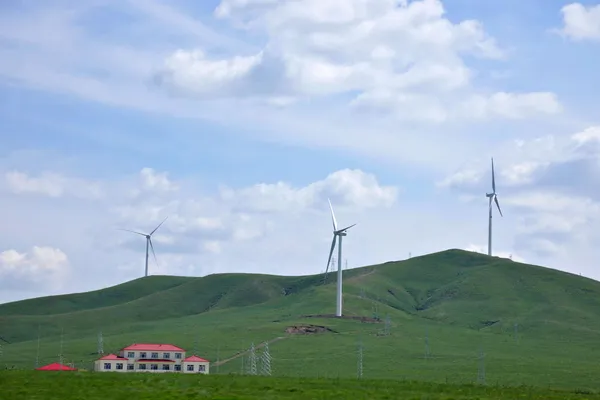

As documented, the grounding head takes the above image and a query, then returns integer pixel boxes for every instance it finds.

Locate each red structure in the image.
[35,362,77,371]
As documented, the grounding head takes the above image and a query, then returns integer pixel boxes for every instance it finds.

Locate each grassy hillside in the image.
[1,249,599,390]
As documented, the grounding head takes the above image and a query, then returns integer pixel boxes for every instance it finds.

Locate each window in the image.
[151,352,159,359]
[127,352,135,358]
[186,364,194,371]
[150,364,158,370]
[138,364,147,370]
[140,352,147,358]
[175,353,182,359]
[199,365,205,372]
[174,365,181,372]
[127,364,134,370]
[163,352,170,359]
[162,364,170,371]
[116,363,124,370]
[103,363,111,370]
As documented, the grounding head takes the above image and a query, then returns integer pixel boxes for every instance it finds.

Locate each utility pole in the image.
[357,340,363,379]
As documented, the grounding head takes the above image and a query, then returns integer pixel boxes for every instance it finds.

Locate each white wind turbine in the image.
[486,158,503,256]
[324,199,356,317]
[119,216,168,277]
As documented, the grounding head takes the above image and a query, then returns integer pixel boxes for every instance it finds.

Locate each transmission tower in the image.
[409,252,412,259]
[36,326,41,368]
[97,331,104,355]
[357,340,363,379]
[360,288,365,299]
[247,343,257,375]
[424,326,431,359]
[59,328,64,369]
[345,259,348,270]
[383,314,391,336]
[240,355,244,375]
[260,342,272,376]
[372,302,379,320]
[216,345,221,374]
[477,346,486,385]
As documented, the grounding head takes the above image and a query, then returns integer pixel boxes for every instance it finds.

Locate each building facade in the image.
[94,343,209,374]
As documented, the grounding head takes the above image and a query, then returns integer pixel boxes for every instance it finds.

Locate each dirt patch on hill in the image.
[302,314,381,323]
[285,324,336,334]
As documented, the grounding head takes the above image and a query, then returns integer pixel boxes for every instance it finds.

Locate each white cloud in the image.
[219,169,398,213]
[153,0,560,122]
[3,170,104,199]
[139,168,179,193]
[560,3,600,41]
[0,246,69,290]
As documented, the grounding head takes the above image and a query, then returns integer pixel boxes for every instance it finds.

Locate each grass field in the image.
[1,249,599,392]
[1,371,599,400]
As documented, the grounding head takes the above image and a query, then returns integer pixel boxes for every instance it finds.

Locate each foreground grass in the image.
[1,371,599,400]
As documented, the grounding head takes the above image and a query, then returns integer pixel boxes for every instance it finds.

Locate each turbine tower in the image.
[486,158,503,256]
[119,216,168,277]
[324,199,356,317]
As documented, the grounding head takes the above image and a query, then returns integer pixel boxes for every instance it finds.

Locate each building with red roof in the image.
[36,362,77,371]
[94,343,209,374]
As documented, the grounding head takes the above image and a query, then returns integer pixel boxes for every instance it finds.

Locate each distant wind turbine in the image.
[486,158,503,256]
[324,199,356,317]
[119,216,168,277]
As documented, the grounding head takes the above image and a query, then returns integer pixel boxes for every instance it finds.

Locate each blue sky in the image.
[1,0,600,303]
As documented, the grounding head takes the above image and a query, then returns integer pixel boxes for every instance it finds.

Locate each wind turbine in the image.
[486,158,503,256]
[324,199,356,317]
[119,216,168,277]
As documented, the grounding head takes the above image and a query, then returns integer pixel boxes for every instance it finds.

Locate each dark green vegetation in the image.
[1,249,599,391]
[2,372,599,400]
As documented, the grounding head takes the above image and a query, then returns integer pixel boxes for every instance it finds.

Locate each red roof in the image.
[122,343,185,352]
[184,355,209,362]
[98,354,128,361]
[36,363,77,371]
[136,359,175,363]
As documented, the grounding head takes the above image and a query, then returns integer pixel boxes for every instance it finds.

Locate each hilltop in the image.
[1,249,599,390]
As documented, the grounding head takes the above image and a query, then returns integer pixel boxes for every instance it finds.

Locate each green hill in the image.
[1,249,599,391]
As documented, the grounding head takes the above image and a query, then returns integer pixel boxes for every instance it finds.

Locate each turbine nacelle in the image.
[118,216,168,277]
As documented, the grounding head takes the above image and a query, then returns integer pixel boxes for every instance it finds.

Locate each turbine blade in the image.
[148,238,158,266]
[494,195,503,217]
[324,235,337,283]
[328,199,338,231]
[336,223,356,233]
[150,216,169,236]
[491,157,496,193]
[118,228,146,236]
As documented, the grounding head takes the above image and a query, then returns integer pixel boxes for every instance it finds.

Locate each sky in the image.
[1,0,600,303]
